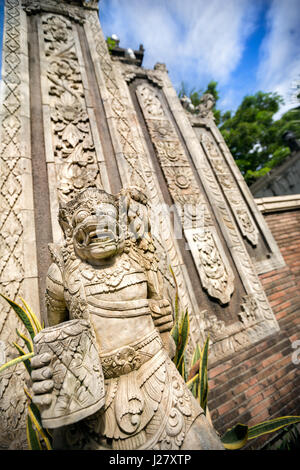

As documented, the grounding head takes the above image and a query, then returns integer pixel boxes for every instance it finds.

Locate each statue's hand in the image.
[149,298,173,332]
[31,352,54,407]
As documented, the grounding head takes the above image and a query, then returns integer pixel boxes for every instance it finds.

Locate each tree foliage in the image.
[178,82,300,185]
[219,92,300,184]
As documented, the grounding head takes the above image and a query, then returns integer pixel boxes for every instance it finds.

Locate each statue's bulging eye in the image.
[75,210,89,224]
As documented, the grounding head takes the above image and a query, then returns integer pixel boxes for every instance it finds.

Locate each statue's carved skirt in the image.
[59,329,202,450]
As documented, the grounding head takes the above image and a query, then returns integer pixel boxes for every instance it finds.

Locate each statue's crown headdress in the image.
[58,188,118,234]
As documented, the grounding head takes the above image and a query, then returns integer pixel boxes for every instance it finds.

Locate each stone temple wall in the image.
[0,0,298,449]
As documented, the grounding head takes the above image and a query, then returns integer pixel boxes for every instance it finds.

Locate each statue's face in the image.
[72,202,122,264]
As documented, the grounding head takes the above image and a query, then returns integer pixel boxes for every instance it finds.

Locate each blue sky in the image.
[0,0,299,116]
[99,0,300,116]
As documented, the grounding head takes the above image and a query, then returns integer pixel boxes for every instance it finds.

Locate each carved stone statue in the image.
[197,93,215,119]
[180,93,215,120]
[31,187,223,450]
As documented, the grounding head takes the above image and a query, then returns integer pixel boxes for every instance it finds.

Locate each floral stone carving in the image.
[31,187,223,450]
[41,13,101,202]
[185,228,234,305]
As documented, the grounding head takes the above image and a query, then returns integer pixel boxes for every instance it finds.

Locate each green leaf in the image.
[191,343,201,367]
[176,311,190,381]
[198,336,209,413]
[174,309,190,369]
[16,328,33,353]
[13,342,32,375]
[192,376,199,398]
[221,416,300,450]
[187,343,202,399]
[186,372,199,389]
[25,389,53,448]
[26,413,42,450]
[0,294,36,340]
[19,297,43,333]
[186,372,199,398]
[106,37,117,53]
[248,416,300,440]
[0,352,34,374]
[177,353,186,381]
[27,405,52,450]
[221,423,249,450]
[171,320,179,352]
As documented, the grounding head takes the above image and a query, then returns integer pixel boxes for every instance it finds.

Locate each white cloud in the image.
[99,0,259,90]
[219,88,238,111]
[257,0,300,115]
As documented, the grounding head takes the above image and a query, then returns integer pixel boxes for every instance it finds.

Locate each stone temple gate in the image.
[0,0,290,449]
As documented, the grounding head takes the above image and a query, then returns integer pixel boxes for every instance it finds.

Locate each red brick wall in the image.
[264,209,300,292]
[208,209,300,449]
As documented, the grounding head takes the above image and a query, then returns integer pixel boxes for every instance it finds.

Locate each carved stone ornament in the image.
[200,132,259,246]
[41,13,102,202]
[33,319,105,428]
[22,0,87,23]
[22,0,99,17]
[193,293,275,361]
[197,93,215,119]
[122,64,164,88]
[180,93,215,120]
[31,187,224,450]
[185,228,235,305]
[83,12,146,188]
[0,0,33,450]
[154,62,168,72]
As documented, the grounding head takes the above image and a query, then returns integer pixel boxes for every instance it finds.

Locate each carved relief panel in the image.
[136,83,235,307]
[185,228,235,305]
[188,115,285,275]
[39,12,103,204]
[200,132,259,246]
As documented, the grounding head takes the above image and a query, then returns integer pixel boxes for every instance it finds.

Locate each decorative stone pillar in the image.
[0,0,39,449]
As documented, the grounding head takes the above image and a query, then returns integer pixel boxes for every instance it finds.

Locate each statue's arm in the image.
[45,262,69,326]
[31,263,68,407]
[147,269,175,357]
